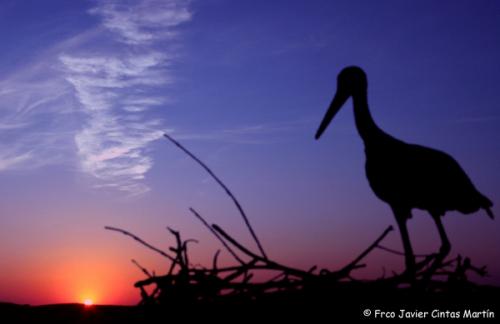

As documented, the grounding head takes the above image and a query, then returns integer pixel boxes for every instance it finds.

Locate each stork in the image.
[315,66,494,275]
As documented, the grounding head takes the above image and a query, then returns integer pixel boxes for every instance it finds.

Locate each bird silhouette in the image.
[315,66,494,275]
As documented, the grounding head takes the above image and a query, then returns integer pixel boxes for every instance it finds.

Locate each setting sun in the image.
[83,299,93,306]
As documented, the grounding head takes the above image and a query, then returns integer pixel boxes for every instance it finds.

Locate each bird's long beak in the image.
[315,90,350,140]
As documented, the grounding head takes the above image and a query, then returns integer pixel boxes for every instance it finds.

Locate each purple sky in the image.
[0,0,499,305]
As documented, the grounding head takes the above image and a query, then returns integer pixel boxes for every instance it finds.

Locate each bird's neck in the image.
[352,91,382,144]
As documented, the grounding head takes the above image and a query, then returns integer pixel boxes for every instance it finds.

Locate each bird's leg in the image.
[394,210,416,277]
[433,214,451,258]
[423,214,451,281]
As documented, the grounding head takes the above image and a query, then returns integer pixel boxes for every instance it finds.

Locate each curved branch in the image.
[105,226,175,262]
[164,133,267,259]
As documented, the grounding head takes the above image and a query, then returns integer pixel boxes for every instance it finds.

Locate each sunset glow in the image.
[0,0,499,307]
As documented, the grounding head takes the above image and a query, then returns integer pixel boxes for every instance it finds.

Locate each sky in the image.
[0,0,499,305]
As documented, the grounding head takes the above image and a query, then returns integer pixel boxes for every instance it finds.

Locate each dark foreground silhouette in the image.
[0,303,146,323]
[315,66,494,275]
[2,286,499,322]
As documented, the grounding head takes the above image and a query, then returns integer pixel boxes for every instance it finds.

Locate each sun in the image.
[83,299,93,306]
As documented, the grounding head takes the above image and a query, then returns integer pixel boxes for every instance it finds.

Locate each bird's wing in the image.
[406,144,493,215]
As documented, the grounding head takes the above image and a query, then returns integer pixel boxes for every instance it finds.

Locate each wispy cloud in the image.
[171,118,316,144]
[0,62,76,171]
[0,151,32,171]
[89,0,191,45]
[61,0,191,196]
[0,0,192,196]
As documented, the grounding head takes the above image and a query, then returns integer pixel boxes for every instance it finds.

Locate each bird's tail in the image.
[485,207,494,219]
[480,194,494,219]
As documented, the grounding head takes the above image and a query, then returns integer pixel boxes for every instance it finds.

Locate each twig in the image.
[335,226,393,277]
[164,133,267,259]
[376,245,431,258]
[132,259,153,278]
[212,224,311,278]
[212,250,221,273]
[212,224,260,260]
[222,259,258,282]
[182,239,198,268]
[105,226,175,262]
[189,207,245,264]
[167,227,186,269]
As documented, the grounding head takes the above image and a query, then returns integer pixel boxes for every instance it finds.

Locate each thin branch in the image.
[182,239,199,268]
[212,250,221,272]
[212,224,311,278]
[132,259,153,278]
[105,226,175,262]
[376,245,405,256]
[335,226,393,277]
[212,224,259,259]
[167,227,186,269]
[164,133,267,259]
[189,207,245,265]
[377,245,430,258]
[223,259,258,283]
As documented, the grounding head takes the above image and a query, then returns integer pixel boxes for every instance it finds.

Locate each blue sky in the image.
[0,0,499,304]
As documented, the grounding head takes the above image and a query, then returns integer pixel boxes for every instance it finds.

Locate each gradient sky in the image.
[0,0,499,305]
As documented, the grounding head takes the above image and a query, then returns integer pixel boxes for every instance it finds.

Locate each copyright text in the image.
[363,309,495,319]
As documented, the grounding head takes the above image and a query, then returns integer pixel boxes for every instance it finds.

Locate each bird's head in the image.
[315,66,367,140]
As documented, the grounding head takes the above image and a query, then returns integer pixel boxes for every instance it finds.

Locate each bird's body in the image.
[315,66,493,274]
[364,135,493,219]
